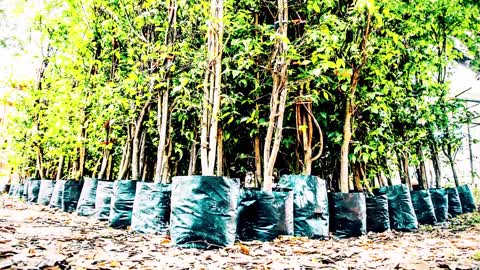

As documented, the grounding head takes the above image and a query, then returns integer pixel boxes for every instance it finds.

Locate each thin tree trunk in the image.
[141,156,148,182]
[72,151,80,180]
[401,152,412,190]
[162,136,173,182]
[216,126,223,176]
[200,80,210,175]
[138,131,146,180]
[117,128,132,180]
[64,157,70,180]
[92,155,102,179]
[387,176,393,186]
[201,0,224,176]
[70,158,75,179]
[398,152,406,185]
[131,102,150,180]
[155,86,170,182]
[32,45,52,181]
[417,146,428,190]
[430,141,442,188]
[447,155,460,187]
[98,149,110,180]
[207,7,223,175]
[377,173,387,187]
[303,104,312,175]
[106,154,113,181]
[35,146,45,180]
[468,124,474,185]
[56,156,64,181]
[353,163,363,192]
[97,121,112,180]
[338,10,371,193]
[154,0,177,182]
[339,81,355,193]
[254,135,262,187]
[263,0,289,191]
[78,112,87,179]
[188,133,198,176]
[296,101,323,175]
[297,101,311,175]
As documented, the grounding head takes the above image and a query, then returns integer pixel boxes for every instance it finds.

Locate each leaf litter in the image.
[1,195,480,269]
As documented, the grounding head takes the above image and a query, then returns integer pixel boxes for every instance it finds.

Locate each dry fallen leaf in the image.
[161,238,171,244]
[238,243,250,255]
[42,266,61,270]
[110,260,120,267]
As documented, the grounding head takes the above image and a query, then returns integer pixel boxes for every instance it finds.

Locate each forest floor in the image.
[1,195,480,270]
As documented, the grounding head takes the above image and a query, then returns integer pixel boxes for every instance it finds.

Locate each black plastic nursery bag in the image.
[49,180,66,208]
[237,188,294,241]
[366,193,390,233]
[14,184,24,198]
[76,177,98,216]
[329,192,367,238]
[8,184,16,196]
[171,176,240,249]
[379,184,418,232]
[131,182,171,234]
[456,185,476,213]
[278,175,329,239]
[22,180,29,201]
[95,181,115,221]
[446,187,463,217]
[62,180,84,213]
[27,179,41,203]
[38,180,56,206]
[109,180,137,229]
[410,190,437,225]
[429,188,448,222]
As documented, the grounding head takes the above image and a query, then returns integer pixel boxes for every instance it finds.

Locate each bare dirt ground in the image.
[1,194,480,270]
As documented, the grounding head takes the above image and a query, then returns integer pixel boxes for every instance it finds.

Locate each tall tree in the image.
[262,0,289,191]
[201,0,224,176]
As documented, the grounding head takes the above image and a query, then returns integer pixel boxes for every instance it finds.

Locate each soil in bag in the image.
[410,190,437,225]
[446,187,463,217]
[27,179,41,204]
[429,188,448,222]
[329,192,366,238]
[62,180,84,213]
[76,177,98,216]
[37,180,56,206]
[379,184,418,232]
[49,180,66,208]
[456,185,476,213]
[366,193,390,233]
[131,182,171,234]
[171,176,240,249]
[237,188,294,241]
[95,181,114,221]
[278,175,329,239]
[109,180,137,229]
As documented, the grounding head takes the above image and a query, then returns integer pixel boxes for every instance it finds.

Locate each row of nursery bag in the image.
[6,176,477,249]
